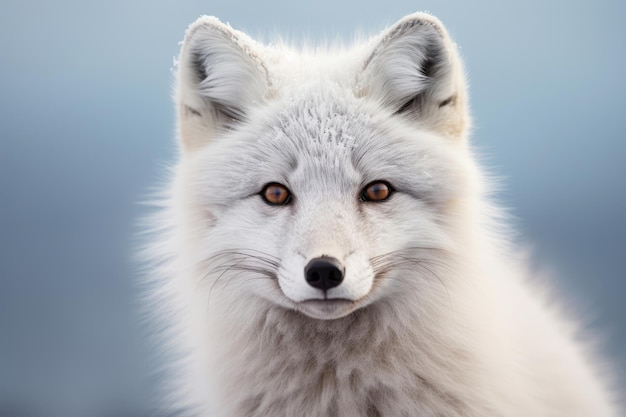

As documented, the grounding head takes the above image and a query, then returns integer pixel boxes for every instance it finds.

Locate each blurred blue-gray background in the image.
[0,1,624,416]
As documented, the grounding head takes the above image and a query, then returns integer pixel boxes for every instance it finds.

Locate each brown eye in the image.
[361,181,393,202]
[261,183,292,205]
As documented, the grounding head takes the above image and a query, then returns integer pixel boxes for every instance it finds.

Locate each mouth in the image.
[295,298,360,320]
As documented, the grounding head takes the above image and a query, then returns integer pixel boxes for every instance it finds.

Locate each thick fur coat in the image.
[144,12,619,417]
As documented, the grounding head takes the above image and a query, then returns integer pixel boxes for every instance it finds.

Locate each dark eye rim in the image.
[360,180,394,202]
[260,182,292,206]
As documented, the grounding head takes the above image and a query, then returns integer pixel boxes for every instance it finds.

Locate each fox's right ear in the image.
[176,17,269,152]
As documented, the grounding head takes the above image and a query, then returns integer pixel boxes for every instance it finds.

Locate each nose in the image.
[304,257,344,291]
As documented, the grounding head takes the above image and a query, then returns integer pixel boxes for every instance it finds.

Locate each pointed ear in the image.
[176,17,269,151]
[358,13,469,139]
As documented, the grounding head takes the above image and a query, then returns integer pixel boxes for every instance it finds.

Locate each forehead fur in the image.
[260,84,371,188]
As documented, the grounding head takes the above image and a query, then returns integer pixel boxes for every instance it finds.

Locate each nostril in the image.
[329,269,342,284]
[310,271,321,284]
[304,256,344,291]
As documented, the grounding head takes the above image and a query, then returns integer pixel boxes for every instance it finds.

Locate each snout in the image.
[276,249,374,319]
[304,256,344,291]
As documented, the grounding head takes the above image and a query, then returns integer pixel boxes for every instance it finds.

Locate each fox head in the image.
[171,13,477,320]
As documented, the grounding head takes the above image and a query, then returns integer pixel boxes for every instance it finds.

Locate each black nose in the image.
[304,256,344,291]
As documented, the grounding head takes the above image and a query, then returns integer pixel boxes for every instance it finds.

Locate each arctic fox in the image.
[145,12,619,417]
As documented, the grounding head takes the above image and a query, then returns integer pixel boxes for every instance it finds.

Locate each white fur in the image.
[143,12,619,417]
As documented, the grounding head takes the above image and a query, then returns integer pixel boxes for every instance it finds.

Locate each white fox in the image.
[144,12,619,417]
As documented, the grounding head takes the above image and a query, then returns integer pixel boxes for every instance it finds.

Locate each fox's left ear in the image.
[358,13,469,140]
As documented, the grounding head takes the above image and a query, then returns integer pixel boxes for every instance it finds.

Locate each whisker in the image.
[369,247,453,308]
[198,249,280,312]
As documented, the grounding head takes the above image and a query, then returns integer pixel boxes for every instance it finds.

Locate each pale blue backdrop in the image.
[0,1,624,416]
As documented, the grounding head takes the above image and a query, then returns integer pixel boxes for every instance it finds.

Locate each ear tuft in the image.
[359,13,469,139]
[176,17,269,151]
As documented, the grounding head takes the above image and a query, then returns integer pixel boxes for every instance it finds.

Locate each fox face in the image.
[174,14,473,320]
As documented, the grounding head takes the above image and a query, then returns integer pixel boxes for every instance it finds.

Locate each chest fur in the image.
[212,307,485,417]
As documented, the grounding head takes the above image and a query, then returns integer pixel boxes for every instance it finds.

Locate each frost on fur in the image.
[143,12,620,417]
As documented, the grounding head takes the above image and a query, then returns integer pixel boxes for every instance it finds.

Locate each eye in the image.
[360,181,393,202]
[261,183,292,205]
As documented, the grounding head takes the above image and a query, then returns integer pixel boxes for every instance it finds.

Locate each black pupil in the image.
[270,187,283,199]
